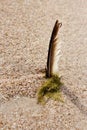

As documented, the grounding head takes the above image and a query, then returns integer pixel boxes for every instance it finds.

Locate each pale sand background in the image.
[0,0,87,129]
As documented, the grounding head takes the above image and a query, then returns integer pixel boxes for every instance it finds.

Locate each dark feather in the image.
[46,20,62,78]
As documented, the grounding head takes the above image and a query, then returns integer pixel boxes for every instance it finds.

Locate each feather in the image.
[46,20,62,78]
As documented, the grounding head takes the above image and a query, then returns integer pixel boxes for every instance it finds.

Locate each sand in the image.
[0,0,87,129]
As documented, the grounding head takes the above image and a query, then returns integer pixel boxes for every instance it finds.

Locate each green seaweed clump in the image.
[37,75,63,104]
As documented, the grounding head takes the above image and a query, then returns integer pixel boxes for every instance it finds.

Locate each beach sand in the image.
[0,0,87,129]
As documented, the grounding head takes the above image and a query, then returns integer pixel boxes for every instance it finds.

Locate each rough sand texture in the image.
[0,0,87,129]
